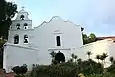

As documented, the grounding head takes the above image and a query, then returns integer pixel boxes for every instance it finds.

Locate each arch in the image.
[16,23,20,30]
[14,35,19,44]
[24,34,28,43]
[24,23,28,30]
[55,51,65,63]
[20,15,24,20]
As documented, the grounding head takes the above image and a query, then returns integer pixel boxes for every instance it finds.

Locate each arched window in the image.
[24,34,28,43]
[24,23,28,30]
[20,15,24,20]
[16,23,20,30]
[56,36,61,46]
[14,35,19,44]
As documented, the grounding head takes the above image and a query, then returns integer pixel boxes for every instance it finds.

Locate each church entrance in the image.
[54,51,65,63]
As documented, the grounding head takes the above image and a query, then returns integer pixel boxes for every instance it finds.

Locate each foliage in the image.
[30,58,104,77]
[96,55,101,63]
[107,64,115,74]
[0,0,17,68]
[107,57,115,74]
[89,33,96,43]
[12,64,28,75]
[82,33,96,45]
[31,63,78,77]
[71,53,77,62]
[0,39,6,47]
[0,1,17,39]
[86,73,115,77]
[18,53,115,77]
[109,56,114,64]
[50,51,56,58]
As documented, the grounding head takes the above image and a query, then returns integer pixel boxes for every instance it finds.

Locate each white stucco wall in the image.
[73,39,113,68]
[32,16,83,65]
[108,42,115,61]
[3,43,38,73]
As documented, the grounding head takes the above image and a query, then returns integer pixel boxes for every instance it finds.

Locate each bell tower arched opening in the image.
[14,35,19,44]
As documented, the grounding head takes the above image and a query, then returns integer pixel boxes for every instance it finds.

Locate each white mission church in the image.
[3,7,115,73]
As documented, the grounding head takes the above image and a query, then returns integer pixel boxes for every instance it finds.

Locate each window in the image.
[16,23,20,30]
[24,35,28,43]
[14,35,19,44]
[24,23,28,30]
[20,15,24,20]
[56,36,61,46]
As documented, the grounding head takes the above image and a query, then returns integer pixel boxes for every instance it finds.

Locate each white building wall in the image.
[108,42,115,60]
[32,16,83,65]
[73,39,113,68]
[3,43,38,73]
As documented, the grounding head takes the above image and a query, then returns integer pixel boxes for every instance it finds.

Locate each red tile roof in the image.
[96,36,115,41]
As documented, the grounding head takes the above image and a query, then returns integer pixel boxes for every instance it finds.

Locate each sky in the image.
[6,0,115,37]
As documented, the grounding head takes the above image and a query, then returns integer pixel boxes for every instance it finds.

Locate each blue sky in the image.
[6,0,115,37]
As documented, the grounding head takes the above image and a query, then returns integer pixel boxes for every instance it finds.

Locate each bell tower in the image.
[8,7,32,45]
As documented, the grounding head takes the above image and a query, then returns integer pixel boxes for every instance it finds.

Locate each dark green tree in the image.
[89,33,96,43]
[0,0,6,20]
[82,33,96,45]
[0,0,17,68]
[82,33,89,44]
[0,1,17,39]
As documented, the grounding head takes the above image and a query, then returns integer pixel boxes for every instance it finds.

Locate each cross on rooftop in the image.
[21,6,25,10]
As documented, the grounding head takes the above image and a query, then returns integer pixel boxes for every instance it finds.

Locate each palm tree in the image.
[102,53,108,63]
[71,53,75,62]
[71,53,75,58]
[96,55,100,63]
[100,55,104,66]
[109,56,114,64]
[77,58,82,64]
[74,55,77,63]
[87,51,92,59]
[50,51,56,59]
[68,58,73,63]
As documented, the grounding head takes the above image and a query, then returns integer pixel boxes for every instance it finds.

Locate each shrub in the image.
[12,64,28,75]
